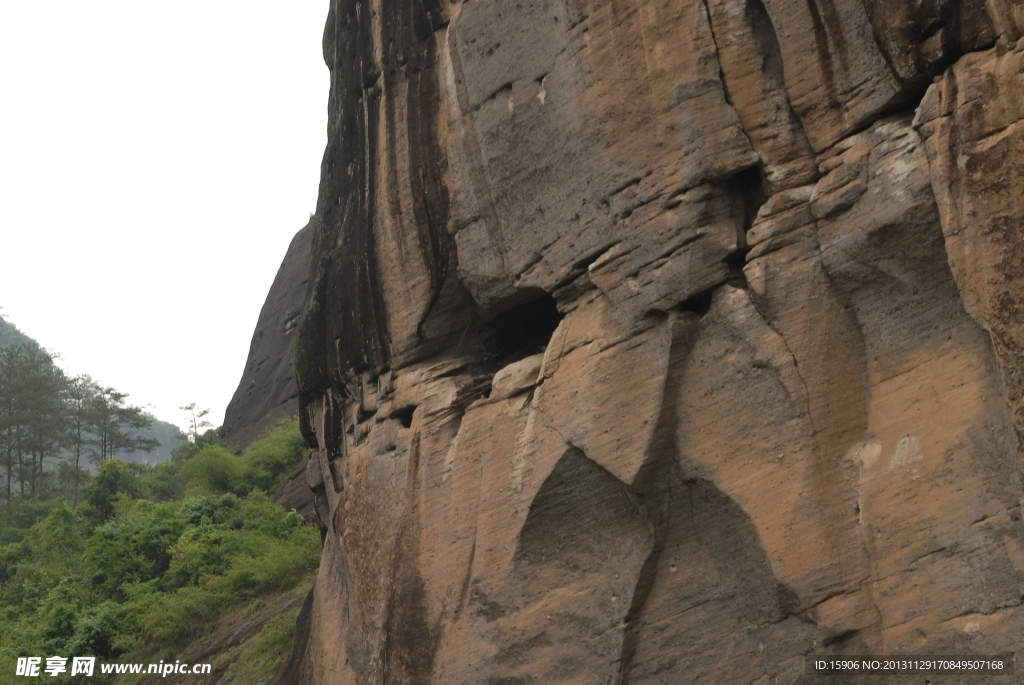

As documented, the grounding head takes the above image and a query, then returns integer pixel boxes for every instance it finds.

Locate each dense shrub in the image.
[0,497,65,545]
[178,444,244,495]
[142,460,185,501]
[240,418,306,491]
[81,460,144,521]
[85,498,184,600]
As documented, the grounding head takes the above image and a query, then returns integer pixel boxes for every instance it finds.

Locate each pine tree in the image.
[86,387,159,463]
[180,403,212,444]
[0,346,20,520]
[65,374,94,506]
[19,347,67,496]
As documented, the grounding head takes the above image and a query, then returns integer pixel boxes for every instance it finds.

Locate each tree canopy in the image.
[0,344,162,516]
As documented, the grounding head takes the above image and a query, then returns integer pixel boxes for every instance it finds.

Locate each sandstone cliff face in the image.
[289,0,1024,682]
[223,222,312,450]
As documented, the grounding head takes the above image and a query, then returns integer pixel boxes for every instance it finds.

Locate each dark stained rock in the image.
[267,586,317,685]
[222,222,312,450]
[272,452,316,520]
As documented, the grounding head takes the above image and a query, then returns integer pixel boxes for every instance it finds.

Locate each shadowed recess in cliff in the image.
[619,476,809,684]
[491,446,654,682]
[722,163,767,278]
[515,447,650,578]
[483,289,563,361]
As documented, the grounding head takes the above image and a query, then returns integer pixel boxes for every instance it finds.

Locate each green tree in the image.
[65,374,95,506]
[81,460,144,521]
[0,346,30,502]
[86,498,184,600]
[19,347,68,497]
[240,418,306,492]
[180,403,212,444]
[0,345,22,520]
[178,445,244,495]
[86,387,159,464]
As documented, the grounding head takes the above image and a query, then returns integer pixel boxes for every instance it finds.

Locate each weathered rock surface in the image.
[223,222,312,449]
[271,453,317,521]
[916,39,1024,470]
[285,1,1024,682]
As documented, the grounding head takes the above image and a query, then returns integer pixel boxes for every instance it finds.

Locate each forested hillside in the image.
[0,316,181,510]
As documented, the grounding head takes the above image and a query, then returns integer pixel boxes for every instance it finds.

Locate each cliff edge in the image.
[222,222,312,449]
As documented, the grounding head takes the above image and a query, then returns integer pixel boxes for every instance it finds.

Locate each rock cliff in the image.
[287,0,1024,682]
[223,222,312,449]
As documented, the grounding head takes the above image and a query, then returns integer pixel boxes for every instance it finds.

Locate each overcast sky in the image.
[0,1,328,433]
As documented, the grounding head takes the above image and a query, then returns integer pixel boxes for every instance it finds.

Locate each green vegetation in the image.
[0,418,316,684]
[0,342,167,515]
[0,317,316,682]
[205,582,311,684]
[0,316,187,515]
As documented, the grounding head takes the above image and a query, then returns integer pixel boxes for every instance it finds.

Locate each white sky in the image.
[0,1,328,433]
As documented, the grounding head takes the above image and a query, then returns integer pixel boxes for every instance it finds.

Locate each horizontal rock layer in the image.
[285,0,1024,682]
